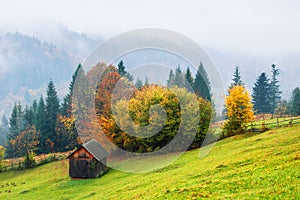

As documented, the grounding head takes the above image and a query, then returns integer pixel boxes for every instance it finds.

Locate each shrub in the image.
[24,151,36,168]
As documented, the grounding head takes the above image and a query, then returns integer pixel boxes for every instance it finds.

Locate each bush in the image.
[24,151,36,168]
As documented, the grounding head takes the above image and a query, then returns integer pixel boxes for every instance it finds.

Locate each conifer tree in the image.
[45,80,60,151]
[144,77,149,86]
[135,78,143,89]
[174,66,185,87]
[290,87,300,116]
[252,72,271,114]
[37,97,47,153]
[269,64,281,114]
[0,115,8,146]
[193,62,211,101]
[230,66,244,88]
[167,70,175,87]
[61,64,82,117]
[185,66,194,89]
[118,60,133,81]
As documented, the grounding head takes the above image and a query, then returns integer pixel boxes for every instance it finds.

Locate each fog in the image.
[1,0,300,55]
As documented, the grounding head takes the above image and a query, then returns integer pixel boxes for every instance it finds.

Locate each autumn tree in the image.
[223,85,254,136]
[56,115,79,152]
[112,85,212,152]
[13,126,39,157]
[0,146,5,168]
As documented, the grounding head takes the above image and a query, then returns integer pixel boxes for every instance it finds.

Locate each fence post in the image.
[276,117,279,127]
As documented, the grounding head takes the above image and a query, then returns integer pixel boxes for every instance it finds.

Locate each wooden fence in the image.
[0,153,68,173]
[247,116,300,132]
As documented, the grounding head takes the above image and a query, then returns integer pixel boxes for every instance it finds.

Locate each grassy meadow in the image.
[0,126,299,199]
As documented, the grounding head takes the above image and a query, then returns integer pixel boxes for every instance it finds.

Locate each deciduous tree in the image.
[223,85,254,136]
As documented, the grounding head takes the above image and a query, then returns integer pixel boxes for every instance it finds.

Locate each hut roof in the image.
[67,139,108,161]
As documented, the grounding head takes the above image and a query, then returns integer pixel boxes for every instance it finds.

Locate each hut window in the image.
[79,152,88,158]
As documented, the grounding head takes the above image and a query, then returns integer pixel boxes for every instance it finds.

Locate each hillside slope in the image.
[0,126,299,199]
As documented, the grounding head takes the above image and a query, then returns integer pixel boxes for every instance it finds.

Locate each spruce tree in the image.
[174,65,185,88]
[24,105,34,127]
[117,60,133,81]
[0,115,8,146]
[135,78,143,89]
[269,64,281,114]
[7,103,24,158]
[37,96,48,153]
[193,62,211,101]
[185,66,194,88]
[144,77,149,85]
[290,87,300,116]
[230,66,244,88]
[167,70,175,87]
[8,103,19,139]
[32,100,38,127]
[45,80,60,152]
[61,64,82,117]
[252,73,271,114]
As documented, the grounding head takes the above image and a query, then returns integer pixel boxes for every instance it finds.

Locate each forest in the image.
[0,60,300,162]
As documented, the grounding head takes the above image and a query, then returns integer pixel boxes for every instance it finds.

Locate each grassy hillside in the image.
[0,126,299,199]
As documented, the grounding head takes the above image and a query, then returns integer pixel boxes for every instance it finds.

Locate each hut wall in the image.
[69,147,107,178]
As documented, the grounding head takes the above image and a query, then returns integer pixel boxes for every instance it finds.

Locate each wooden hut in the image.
[67,139,108,179]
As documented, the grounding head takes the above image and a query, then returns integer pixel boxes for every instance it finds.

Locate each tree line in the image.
[93,61,213,153]
[0,61,213,158]
[1,65,82,158]
[223,64,300,137]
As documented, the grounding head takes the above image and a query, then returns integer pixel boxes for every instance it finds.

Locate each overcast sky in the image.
[1,0,300,55]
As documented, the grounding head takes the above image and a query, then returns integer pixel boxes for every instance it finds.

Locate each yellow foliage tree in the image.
[223,85,254,136]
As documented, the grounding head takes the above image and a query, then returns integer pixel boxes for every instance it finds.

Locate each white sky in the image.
[1,0,300,55]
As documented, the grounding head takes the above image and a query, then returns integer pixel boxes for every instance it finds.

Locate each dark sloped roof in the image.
[82,139,108,161]
[67,139,108,161]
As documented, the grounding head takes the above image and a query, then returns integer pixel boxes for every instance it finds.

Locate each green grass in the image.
[249,116,300,129]
[0,126,299,199]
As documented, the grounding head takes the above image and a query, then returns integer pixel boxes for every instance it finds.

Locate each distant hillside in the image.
[0,126,299,199]
[0,31,98,118]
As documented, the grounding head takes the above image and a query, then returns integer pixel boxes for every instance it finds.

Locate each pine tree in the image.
[185,66,194,89]
[36,96,48,153]
[269,64,281,114]
[167,70,175,87]
[230,66,244,88]
[117,60,133,81]
[290,87,300,116]
[6,103,25,158]
[9,103,24,139]
[193,62,211,101]
[174,65,185,88]
[24,105,34,127]
[144,77,149,86]
[0,115,9,146]
[61,64,82,117]
[45,80,60,152]
[32,100,38,127]
[252,72,271,114]
[135,78,143,89]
